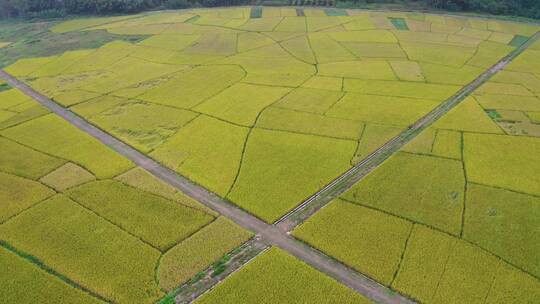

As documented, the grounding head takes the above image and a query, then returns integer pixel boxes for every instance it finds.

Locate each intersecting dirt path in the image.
[1,31,538,304]
[0,70,415,304]
[275,31,540,231]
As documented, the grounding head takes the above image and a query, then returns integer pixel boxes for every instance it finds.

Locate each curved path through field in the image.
[1,30,538,304]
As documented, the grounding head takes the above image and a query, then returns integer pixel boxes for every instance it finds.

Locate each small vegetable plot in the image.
[0,89,251,303]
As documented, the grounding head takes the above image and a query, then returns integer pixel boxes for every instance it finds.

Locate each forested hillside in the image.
[0,0,538,19]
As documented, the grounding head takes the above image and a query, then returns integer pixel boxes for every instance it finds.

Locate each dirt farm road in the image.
[0,70,415,304]
[1,31,538,304]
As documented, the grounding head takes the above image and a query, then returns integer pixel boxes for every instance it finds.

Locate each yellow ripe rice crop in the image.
[0,114,133,178]
[294,199,412,285]
[344,79,460,100]
[0,136,66,180]
[392,225,457,303]
[464,183,540,277]
[151,115,249,196]
[228,129,356,223]
[0,172,55,223]
[157,217,252,291]
[342,152,465,234]
[114,167,216,215]
[274,87,344,114]
[257,107,364,140]
[195,247,373,304]
[65,180,214,251]
[463,133,540,196]
[327,93,438,126]
[352,123,402,163]
[0,247,104,304]
[389,61,425,81]
[89,101,198,152]
[139,65,245,109]
[432,96,503,133]
[39,162,95,192]
[194,83,291,126]
[0,195,164,303]
[318,60,397,80]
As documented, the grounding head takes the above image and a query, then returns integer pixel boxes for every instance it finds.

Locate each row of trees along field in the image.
[0,0,538,19]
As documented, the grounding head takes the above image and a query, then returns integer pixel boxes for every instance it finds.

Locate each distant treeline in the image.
[426,0,539,19]
[0,0,539,19]
[0,0,250,18]
[343,0,539,19]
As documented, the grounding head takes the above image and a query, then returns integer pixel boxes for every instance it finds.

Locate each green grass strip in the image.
[485,109,502,120]
[0,82,11,92]
[250,7,262,19]
[324,8,348,16]
[185,15,200,24]
[509,35,529,47]
[389,17,409,30]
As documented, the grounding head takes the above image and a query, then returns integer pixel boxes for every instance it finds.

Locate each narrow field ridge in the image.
[274,30,540,232]
[0,74,415,304]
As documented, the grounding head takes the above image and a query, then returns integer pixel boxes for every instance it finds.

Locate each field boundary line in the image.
[4,30,536,304]
[0,73,415,304]
[274,30,540,232]
[0,240,110,303]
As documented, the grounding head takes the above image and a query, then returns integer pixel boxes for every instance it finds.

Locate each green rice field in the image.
[1,6,539,304]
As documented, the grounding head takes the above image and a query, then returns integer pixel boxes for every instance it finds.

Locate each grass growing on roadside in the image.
[195,247,373,304]
[157,217,252,291]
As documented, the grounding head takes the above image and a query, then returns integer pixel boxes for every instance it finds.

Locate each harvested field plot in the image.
[1,6,540,304]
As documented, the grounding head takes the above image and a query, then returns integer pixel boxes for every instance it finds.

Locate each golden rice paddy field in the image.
[0,6,539,304]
